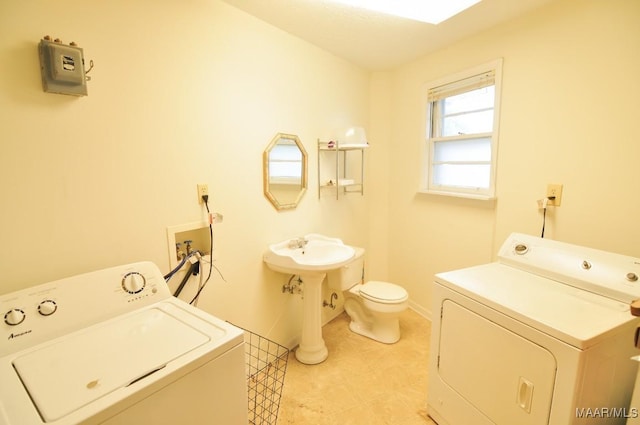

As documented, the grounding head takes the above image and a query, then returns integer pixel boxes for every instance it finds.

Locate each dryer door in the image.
[438,300,557,425]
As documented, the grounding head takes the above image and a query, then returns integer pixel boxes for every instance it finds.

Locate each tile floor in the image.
[276,309,438,425]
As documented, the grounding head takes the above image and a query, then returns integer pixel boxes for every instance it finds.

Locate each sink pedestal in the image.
[295,272,328,364]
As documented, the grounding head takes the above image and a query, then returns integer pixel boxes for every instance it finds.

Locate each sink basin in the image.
[264,234,355,275]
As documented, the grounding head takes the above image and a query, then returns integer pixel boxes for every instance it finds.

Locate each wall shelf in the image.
[317,139,368,200]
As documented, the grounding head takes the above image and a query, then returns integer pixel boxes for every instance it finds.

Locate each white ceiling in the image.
[221,0,556,71]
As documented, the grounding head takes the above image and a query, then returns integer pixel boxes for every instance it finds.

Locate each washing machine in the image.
[428,233,640,425]
[0,261,248,425]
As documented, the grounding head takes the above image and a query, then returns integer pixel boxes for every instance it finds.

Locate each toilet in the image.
[333,248,409,344]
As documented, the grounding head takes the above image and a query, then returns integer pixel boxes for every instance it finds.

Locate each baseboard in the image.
[409,300,432,321]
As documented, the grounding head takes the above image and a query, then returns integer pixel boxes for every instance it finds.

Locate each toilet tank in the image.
[333,247,365,290]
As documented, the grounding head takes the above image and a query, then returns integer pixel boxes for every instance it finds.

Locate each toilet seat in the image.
[359,281,408,304]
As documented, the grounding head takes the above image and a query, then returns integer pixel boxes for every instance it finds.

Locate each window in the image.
[421,59,502,199]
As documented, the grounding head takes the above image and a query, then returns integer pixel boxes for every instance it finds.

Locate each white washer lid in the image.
[359,281,408,304]
[12,308,209,422]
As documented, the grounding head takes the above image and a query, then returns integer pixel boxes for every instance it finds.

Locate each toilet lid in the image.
[359,281,408,304]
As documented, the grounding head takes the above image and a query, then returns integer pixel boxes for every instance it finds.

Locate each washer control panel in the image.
[0,261,171,357]
[3,300,58,326]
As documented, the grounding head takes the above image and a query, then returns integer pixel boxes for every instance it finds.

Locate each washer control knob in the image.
[4,309,26,326]
[514,244,528,255]
[627,272,639,282]
[581,260,592,270]
[122,272,146,294]
[38,300,58,316]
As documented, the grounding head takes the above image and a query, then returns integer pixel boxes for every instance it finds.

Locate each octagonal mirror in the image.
[263,133,308,211]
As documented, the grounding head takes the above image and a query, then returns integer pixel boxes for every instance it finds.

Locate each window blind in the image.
[427,70,495,102]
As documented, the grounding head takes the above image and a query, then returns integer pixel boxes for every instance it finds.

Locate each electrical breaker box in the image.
[38,39,88,96]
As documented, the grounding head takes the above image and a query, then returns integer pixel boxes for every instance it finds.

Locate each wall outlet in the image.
[546,183,563,206]
[197,184,209,204]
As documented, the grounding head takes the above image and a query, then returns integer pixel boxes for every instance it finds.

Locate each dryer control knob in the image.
[514,244,528,255]
[38,300,58,316]
[627,273,639,282]
[122,272,146,294]
[4,308,26,326]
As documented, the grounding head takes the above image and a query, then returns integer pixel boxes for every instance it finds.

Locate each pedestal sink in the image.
[263,234,355,364]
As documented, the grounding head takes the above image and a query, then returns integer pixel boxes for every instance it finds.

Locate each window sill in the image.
[418,189,497,205]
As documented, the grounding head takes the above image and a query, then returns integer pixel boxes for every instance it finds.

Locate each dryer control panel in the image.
[499,233,640,304]
[0,262,171,357]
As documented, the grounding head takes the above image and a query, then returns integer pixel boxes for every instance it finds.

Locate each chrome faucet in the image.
[288,237,308,249]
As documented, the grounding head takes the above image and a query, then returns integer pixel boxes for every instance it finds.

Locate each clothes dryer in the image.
[428,233,640,425]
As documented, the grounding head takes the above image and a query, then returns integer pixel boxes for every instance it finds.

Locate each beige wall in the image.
[0,0,371,346]
[380,0,640,318]
[2,0,639,343]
